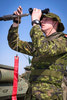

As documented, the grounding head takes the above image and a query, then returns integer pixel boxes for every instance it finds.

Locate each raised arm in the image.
[8,25,33,56]
[7,6,34,56]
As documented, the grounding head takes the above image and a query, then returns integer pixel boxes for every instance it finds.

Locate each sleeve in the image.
[30,25,67,56]
[7,25,33,56]
[30,25,45,49]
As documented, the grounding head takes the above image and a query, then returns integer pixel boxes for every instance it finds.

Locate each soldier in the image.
[7,6,67,100]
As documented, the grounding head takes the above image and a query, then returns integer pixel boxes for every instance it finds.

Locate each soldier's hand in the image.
[31,8,42,21]
[13,6,23,24]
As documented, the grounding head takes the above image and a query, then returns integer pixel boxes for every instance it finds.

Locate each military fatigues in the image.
[8,25,67,100]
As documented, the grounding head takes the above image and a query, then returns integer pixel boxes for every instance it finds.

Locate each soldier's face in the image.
[40,17,55,34]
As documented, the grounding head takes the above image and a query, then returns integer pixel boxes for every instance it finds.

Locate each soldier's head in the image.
[40,13,64,36]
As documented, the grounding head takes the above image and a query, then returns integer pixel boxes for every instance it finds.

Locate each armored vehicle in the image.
[0,64,29,100]
[21,66,31,83]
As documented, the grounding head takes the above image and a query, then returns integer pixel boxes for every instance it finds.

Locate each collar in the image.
[46,32,64,41]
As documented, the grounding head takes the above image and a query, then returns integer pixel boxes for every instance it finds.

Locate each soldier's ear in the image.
[54,21,59,26]
[53,21,59,30]
[56,21,59,29]
[56,21,59,25]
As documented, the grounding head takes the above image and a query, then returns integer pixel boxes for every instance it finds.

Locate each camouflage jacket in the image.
[8,25,67,83]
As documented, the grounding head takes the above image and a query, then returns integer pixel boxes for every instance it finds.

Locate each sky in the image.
[0,0,67,75]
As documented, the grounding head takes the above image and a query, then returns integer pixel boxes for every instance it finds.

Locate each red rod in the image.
[12,56,19,100]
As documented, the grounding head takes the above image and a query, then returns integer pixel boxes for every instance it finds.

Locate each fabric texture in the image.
[8,25,67,100]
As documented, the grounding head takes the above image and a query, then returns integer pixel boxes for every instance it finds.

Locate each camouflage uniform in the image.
[8,13,67,100]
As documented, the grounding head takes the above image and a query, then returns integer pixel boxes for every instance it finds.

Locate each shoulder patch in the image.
[64,34,67,38]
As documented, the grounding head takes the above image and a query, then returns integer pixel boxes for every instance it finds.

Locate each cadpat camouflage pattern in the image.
[7,24,67,99]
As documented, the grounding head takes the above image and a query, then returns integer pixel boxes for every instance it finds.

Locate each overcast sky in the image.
[0,0,67,75]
